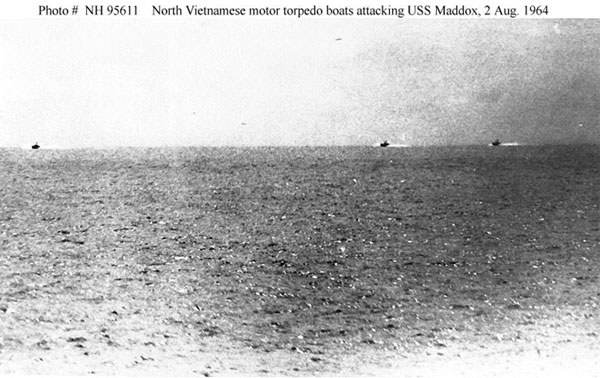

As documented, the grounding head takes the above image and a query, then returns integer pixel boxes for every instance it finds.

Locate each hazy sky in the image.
[0,18,598,147]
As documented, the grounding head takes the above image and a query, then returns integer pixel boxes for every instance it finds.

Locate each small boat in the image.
[491,139,501,146]
[380,140,390,147]
[31,142,40,150]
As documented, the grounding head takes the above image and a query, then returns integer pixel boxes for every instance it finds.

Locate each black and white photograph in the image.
[0,2,599,376]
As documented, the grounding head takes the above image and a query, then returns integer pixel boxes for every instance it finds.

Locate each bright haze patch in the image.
[350,20,600,146]
[0,19,598,147]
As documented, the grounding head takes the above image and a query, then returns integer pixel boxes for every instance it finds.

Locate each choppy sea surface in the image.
[2,144,597,250]
[0,144,598,376]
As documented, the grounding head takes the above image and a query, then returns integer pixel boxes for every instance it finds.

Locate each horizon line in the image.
[2,142,600,150]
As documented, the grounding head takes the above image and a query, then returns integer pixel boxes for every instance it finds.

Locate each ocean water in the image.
[0,144,598,363]
[1,144,597,254]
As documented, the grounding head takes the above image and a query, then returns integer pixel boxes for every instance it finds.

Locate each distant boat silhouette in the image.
[491,139,501,146]
[31,142,40,150]
[380,140,390,147]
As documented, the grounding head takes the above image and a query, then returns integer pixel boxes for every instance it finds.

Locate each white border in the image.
[1,0,599,19]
